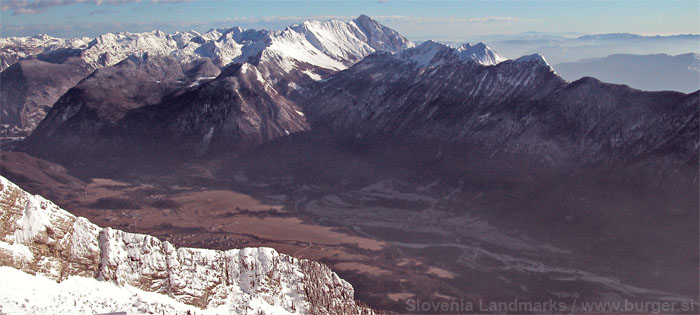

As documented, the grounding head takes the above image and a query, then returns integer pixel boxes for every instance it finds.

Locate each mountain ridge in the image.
[0,175,374,314]
[302,43,697,169]
[0,15,414,139]
[18,31,699,177]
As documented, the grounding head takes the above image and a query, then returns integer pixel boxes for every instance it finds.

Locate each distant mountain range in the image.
[554,53,700,93]
[459,32,700,64]
[0,15,412,138]
[2,18,693,176]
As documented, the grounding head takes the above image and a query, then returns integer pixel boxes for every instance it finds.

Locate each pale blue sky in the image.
[1,0,698,40]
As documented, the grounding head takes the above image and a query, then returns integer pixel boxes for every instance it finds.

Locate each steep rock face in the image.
[303,42,698,168]
[112,62,310,160]
[21,55,221,166]
[22,59,308,174]
[0,57,92,138]
[352,15,414,53]
[140,62,309,156]
[530,78,699,166]
[0,176,100,281]
[0,175,373,314]
[305,42,564,140]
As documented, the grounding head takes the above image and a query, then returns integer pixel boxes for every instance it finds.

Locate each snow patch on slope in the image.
[264,28,348,72]
[399,40,453,67]
[291,20,375,63]
[0,176,373,314]
[515,53,556,73]
[303,70,323,81]
[1,15,414,76]
[398,40,508,68]
[0,34,90,71]
[457,42,507,66]
[0,266,204,315]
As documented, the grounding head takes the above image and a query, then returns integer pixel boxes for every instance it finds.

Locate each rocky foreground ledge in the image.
[0,175,374,314]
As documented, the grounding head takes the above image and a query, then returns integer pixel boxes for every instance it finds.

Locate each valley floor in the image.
[22,168,696,313]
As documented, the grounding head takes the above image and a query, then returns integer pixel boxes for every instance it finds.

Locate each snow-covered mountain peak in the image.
[81,30,182,68]
[224,26,247,36]
[288,18,377,64]
[354,14,376,24]
[515,53,550,65]
[397,40,509,68]
[351,15,415,52]
[0,15,413,137]
[31,34,54,40]
[255,15,413,78]
[456,42,507,66]
[458,42,485,50]
[1,15,412,75]
[398,40,453,67]
[0,34,91,70]
[514,53,556,73]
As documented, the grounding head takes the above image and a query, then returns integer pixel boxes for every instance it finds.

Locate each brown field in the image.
[30,175,507,313]
[212,217,384,250]
[335,262,392,276]
[62,178,395,285]
[172,190,284,213]
[426,266,456,279]
[388,293,414,302]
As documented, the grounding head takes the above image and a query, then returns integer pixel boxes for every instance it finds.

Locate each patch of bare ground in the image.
[426,266,456,279]
[334,262,392,276]
[388,293,414,302]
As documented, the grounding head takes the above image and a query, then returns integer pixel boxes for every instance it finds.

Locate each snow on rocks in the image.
[514,53,550,65]
[514,53,556,73]
[456,42,507,66]
[0,34,90,71]
[399,40,453,68]
[398,40,508,68]
[0,266,203,315]
[0,176,374,314]
[1,15,414,76]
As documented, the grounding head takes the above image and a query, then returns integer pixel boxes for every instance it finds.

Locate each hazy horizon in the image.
[1,0,699,41]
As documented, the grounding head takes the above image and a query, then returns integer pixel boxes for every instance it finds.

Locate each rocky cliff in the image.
[0,175,374,314]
